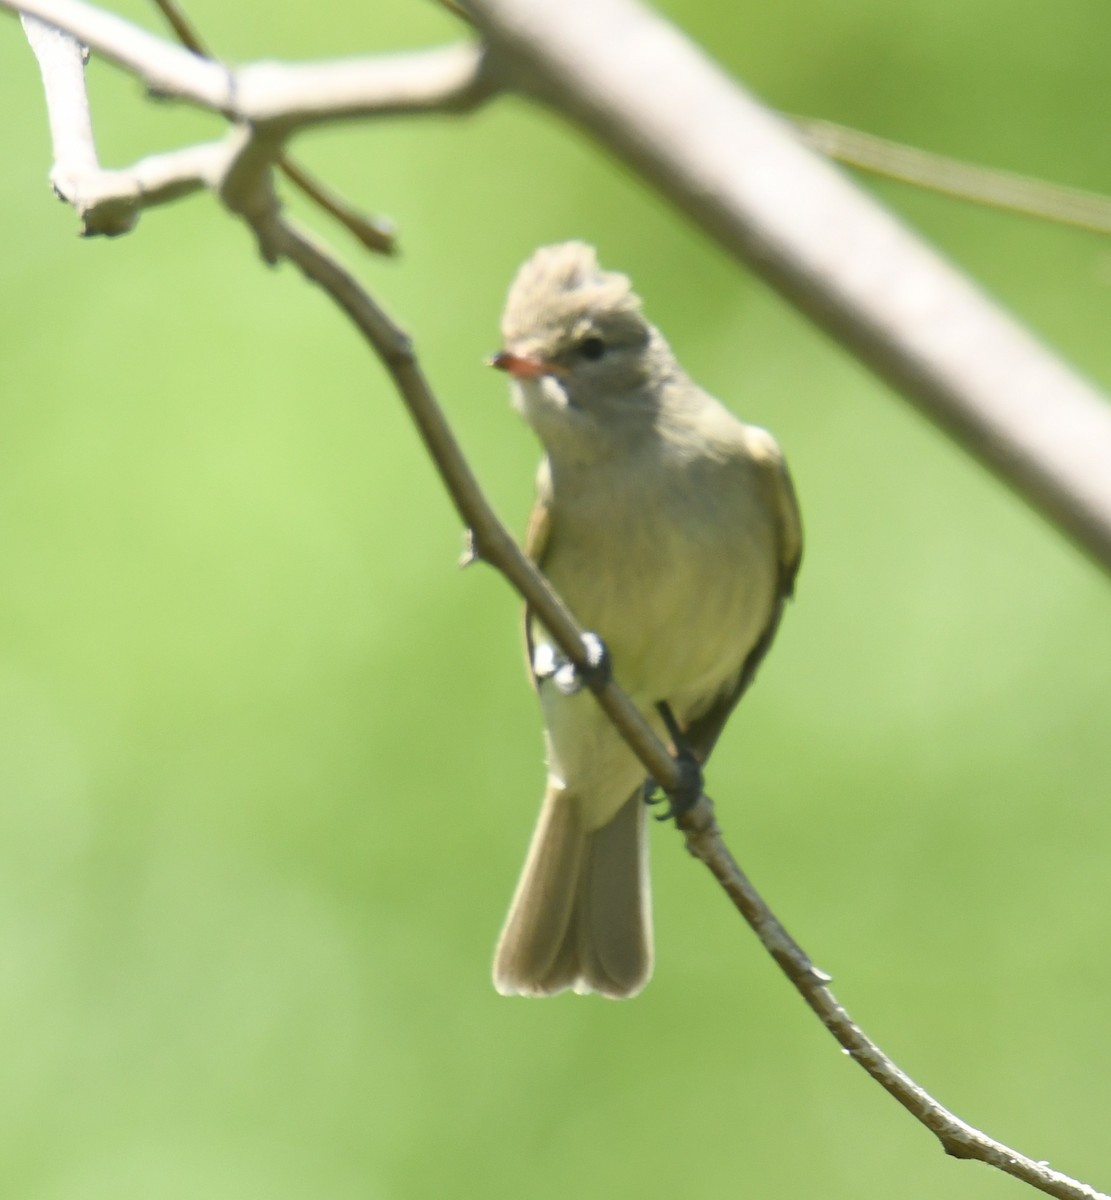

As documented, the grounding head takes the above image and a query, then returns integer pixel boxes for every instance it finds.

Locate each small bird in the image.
[490,242,801,999]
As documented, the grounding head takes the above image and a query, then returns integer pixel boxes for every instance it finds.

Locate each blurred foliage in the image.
[1,1,1110,1197]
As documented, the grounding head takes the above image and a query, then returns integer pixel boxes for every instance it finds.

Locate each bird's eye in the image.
[578,336,607,361]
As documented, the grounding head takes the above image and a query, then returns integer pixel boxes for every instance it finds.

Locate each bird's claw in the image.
[575,632,611,692]
[533,632,611,696]
[647,701,705,823]
[652,751,705,822]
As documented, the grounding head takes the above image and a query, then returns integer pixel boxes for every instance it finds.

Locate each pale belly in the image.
[532,488,778,830]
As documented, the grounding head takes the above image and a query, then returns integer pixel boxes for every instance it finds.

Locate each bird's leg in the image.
[650,701,705,822]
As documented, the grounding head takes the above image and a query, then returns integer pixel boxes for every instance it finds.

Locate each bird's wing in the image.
[684,429,802,763]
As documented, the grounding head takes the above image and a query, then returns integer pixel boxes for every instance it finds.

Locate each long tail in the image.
[493,788,653,999]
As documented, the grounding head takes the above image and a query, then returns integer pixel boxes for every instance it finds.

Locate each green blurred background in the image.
[2,1,1110,1196]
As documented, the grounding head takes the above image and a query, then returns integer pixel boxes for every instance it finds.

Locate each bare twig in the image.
[6,0,494,233]
[21,13,231,233]
[23,14,123,233]
[797,117,1111,237]
[21,17,95,178]
[466,0,1111,578]
[146,0,209,56]
[679,803,1109,1199]
[274,158,397,255]
[433,0,479,27]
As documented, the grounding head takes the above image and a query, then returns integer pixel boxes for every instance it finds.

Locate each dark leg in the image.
[651,701,705,822]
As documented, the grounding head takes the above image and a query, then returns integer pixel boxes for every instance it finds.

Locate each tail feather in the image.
[574,793,652,996]
[493,788,653,999]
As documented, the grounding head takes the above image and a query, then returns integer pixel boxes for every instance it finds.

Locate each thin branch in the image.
[797,117,1111,237]
[466,0,1111,578]
[432,0,479,28]
[680,803,1110,1198]
[146,0,209,56]
[63,138,226,215]
[201,126,679,788]
[8,0,495,234]
[141,0,499,133]
[275,159,397,255]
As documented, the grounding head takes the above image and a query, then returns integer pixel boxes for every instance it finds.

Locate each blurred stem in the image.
[148,0,206,55]
[432,0,478,26]
[797,117,1111,236]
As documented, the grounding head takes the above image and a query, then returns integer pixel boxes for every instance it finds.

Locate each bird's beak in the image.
[488,350,565,380]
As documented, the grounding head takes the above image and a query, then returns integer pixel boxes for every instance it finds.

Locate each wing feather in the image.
[684,432,802,761]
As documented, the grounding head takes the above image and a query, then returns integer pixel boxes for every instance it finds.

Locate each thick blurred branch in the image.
[467,0,1111,577]
[7,1,1110,1197]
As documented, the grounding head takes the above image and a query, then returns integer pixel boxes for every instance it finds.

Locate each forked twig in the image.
[148,0,397,253]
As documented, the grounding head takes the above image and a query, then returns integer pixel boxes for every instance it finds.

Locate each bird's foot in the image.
[649,701,706,822]
[532,632,611,696]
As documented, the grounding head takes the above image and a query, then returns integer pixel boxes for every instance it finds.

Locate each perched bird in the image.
[490,242,801,999]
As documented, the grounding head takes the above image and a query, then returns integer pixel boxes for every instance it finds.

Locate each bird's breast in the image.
[536,452,778,715]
